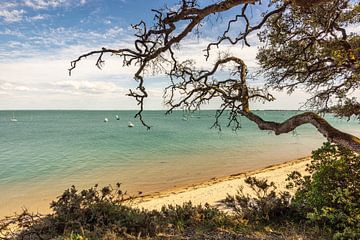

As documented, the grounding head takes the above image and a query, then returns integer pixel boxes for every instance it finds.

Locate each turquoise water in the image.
[0,110,359,215]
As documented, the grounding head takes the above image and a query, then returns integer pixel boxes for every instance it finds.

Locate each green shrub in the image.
[0,184,241,239]
[48,184,174,238]
[224,176,292,223]
[287,142,360,239]
[225,142,359,239]
[0,184,163,239]
[160,202,233,232]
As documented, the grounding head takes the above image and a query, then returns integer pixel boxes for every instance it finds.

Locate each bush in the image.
[49,183,165,238]
[0,184,163,239]
[287,142,360,239]
[160,202,233,232]
[224,176,292,223]
[225,142,359,239]
[0,184,241,239]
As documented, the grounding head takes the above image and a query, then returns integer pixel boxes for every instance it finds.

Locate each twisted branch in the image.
[68,0,272,128]
[165,55,360,153]
[68,0,359,152]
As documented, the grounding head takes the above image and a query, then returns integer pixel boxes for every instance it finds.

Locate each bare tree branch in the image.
[164,55,360,153]
[68,0,359,152]
[241,111,360,153]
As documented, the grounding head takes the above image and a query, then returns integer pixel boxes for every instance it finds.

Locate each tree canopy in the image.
[257,0,360,117]
[69,0,360,153]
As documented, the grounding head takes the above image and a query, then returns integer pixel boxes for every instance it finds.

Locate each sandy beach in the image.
[133,157,311,211]
[0,157,311,218]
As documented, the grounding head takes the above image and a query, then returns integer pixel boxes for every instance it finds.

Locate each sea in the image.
[0,110,359,216]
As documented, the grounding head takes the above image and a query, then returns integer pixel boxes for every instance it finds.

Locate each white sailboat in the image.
[115,115,120,120]
[10,112,17,122]
[104,118,109,122]
[128,121,134,128]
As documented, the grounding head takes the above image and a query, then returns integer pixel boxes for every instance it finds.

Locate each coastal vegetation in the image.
[1,143,359,239]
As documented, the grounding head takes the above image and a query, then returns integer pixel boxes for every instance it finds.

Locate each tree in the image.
[69,0,360,153]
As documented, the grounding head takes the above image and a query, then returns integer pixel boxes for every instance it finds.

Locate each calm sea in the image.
[0,110,359,216]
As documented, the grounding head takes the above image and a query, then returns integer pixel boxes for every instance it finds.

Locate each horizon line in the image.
[0,109,303,111]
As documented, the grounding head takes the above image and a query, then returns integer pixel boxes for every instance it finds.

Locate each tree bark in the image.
[241,110,360,154]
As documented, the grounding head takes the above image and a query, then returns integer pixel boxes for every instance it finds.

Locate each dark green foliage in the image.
[224,176,292,223]
[49,184,160,238]
[160,202,233,232]
[329,98,360,121]
[0,185,244,240]
[225,143,359,239]
[4,184,164,239]
[287,143,360,239]
[257,0,360,117]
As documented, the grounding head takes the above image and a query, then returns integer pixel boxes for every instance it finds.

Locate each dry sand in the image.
[132,157,311,211]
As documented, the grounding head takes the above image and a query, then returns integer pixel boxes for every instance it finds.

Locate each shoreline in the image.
[132,156,311,210]
[0,157,311,218]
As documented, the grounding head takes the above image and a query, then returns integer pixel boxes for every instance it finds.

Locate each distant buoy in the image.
[104,118,108,122]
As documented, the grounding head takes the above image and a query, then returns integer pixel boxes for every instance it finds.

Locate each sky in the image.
[0,0,313,110]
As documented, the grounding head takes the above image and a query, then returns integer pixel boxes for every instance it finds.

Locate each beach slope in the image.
[134,157,310,210]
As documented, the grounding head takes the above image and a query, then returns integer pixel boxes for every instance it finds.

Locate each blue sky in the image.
[0,0,311,110]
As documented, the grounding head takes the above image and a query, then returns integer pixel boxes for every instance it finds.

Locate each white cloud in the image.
[0,2,19,10]
[0,9,276,110]
[0,13,329,110]
[0,25,131,61]
[24,0,67,9]
[0,47,314,110]
[168,38,259,70]
[0,28,23,37]
[0,0,88,24]
[0,9,25,22]
[104,27,124,38]
[29,14,48,21]
[0,81,38,92]
[0,56,138,109]
[23,0,87,10]
[54,80,124,95]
